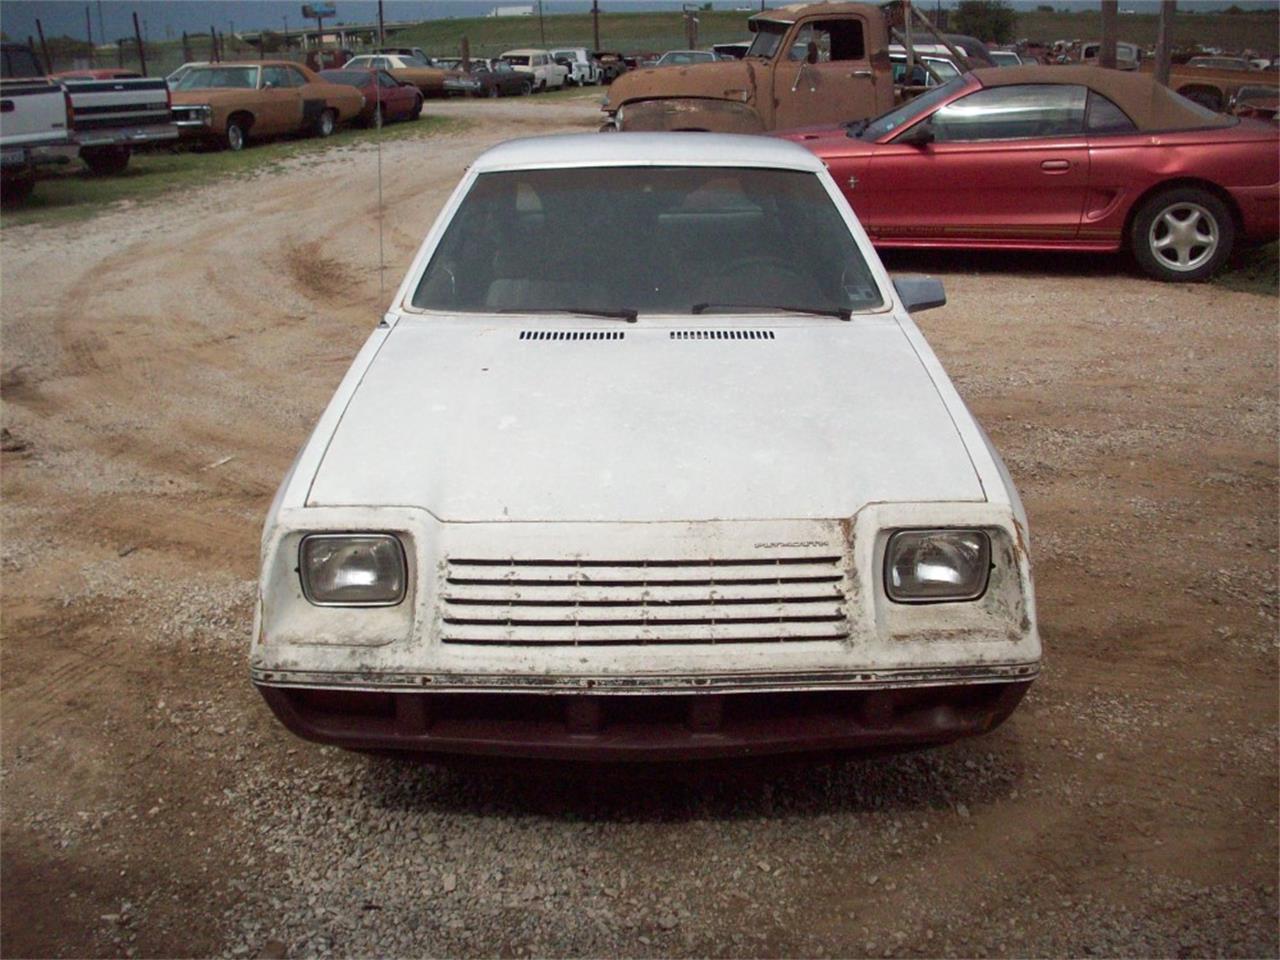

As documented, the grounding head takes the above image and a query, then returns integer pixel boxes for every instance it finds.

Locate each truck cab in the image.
[602,2,892,133]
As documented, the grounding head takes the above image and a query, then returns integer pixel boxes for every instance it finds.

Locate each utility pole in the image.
[378,0,385,47]
[132,10,147,75]
[283,15,289,51]
[34,20,52,73]
[85,5,94,65]
[538,1,546,47]
[97,0,106,53]
[1154,0,1174,85]
[1099,0,1118,69]
[211,23,219,62]
[592,0,600,52]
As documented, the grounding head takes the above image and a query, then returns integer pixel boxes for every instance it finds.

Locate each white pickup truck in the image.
[0,43,78,202]
[55,70,176,175]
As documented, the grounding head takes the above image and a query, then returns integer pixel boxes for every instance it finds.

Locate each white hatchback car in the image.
[252,134,1041,763]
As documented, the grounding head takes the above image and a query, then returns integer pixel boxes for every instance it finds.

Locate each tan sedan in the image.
[342,54,461,97]
[170,61,364,150]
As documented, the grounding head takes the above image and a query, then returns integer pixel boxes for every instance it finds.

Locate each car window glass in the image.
[283,67,307,87]
[176,66,258,89]
[788,19,865,62]
[378,71,398,87]
[746,21,786,59]
[862,76,965,139]
[412,167,883,315]
[1086,90,1136,133]
[262,66,289,87]
[929,84,1086,141]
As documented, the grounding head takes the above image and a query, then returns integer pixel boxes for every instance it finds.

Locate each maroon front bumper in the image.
[257,681,1031,762]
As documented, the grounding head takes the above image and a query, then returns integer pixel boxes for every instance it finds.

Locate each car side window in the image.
[788,19,865,62]
[262,66,289,88]
[1086,90,1136,134]
[378,71,398,88]
[283,67,307,87]
[928,84,1086,142]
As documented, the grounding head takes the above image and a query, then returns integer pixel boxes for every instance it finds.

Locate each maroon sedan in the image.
[318,67,422,125]
[780,66,1279,281]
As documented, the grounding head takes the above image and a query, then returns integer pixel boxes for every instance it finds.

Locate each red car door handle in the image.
[1040,159,1071,172]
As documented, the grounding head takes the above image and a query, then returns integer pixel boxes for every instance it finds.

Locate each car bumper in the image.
[0,142,80,169]
[75,123,178,148]
[256,678,1032,762]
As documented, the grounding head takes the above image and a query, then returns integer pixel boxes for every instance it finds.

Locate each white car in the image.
[252,133,1041,763]
[549,47,600,85]
[499,48,568,91]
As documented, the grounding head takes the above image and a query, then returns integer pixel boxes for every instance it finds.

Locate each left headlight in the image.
[884,529,990,603]
[299,534,406,606]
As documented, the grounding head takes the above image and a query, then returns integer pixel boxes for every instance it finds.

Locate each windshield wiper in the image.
[845,118,869,139]
[497,307,638,323]
[691,303,852,321]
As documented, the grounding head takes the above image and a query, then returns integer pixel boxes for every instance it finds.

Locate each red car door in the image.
[863,83,1090,245]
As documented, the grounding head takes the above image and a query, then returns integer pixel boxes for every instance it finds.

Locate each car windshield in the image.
[859,76,966,139]
[320,70,369,87]
[746,21,788,59]
[176,66,258,89]
[411,166,882,316]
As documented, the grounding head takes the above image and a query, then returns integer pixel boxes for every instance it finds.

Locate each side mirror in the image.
[896,121,934,146]
[893,274,946,313]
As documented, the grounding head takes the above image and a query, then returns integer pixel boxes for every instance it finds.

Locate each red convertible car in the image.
[318,68,423,125]
[781,66,1279,281]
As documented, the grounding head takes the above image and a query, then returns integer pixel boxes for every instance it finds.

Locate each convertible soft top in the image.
[972,65,1236,131]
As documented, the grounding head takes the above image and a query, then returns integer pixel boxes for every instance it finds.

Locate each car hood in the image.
[607,59,759,107]
[306,318,985,522]
[775,124,879,156]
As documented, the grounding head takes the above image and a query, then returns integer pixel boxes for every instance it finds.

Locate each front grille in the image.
[440,555,850,645]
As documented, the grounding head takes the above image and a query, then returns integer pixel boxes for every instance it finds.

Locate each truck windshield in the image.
[176,67,258,90]
[746,21,788,59]
[411,166,883,316]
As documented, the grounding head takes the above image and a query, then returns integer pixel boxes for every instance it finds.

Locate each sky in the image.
[2,0,1276,44]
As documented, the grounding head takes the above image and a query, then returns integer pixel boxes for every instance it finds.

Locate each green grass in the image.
[0,115,468,228]
[1216,241,1279,297]
[1011,8,1278,49]
[380,9,755,60]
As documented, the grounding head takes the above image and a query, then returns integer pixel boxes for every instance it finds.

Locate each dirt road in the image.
[2,93,1276,958]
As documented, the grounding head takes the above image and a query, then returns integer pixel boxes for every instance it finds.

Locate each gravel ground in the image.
[2,91,1276,958]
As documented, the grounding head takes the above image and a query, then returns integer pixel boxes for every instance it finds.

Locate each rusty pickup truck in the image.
[601,2,894,133]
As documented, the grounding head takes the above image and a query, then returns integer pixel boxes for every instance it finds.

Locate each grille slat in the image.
[440,554,849,646]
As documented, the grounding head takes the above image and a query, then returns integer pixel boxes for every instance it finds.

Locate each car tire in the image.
[520,80,533,95]
[487,83,499,98]
[410,96,423,120]
[225,115,250,151]
[1130,187,1235,283]
[0,172,35,205]
[314,108,337,138]
[82,146,131,176]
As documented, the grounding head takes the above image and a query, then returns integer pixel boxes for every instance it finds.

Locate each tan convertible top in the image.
[973,65,1235,131]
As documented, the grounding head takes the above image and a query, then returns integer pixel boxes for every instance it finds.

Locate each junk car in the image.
[252,133,1041,763]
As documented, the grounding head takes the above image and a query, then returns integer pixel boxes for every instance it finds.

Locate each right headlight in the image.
[884,529,991,603]
[299,533,406,606]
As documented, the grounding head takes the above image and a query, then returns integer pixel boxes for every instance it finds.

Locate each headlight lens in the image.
[884,529,990,603]
[299,534,406,606]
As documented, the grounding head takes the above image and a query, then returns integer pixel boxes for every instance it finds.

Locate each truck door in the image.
[772,16,890,129]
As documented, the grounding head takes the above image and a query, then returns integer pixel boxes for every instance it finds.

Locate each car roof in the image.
[502,48,546,55]
[749,2,877,24]
[472,133,826,174]
[973,64,1235,130]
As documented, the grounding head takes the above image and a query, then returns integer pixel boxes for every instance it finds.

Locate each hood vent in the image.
[670,330,775,341]
[519,330,625,341]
